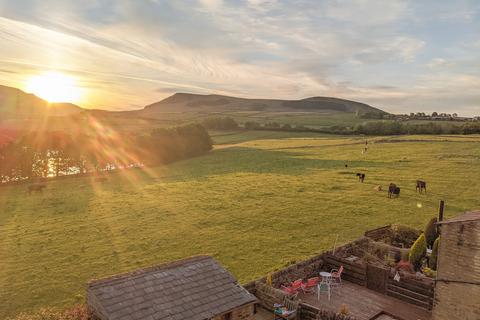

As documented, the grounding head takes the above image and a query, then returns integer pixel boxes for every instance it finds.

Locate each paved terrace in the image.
[298,281,431,320]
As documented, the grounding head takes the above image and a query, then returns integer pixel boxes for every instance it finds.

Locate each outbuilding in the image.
[87,255,257,320]
[433,210,480,320]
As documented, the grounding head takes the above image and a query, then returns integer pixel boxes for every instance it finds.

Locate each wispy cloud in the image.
[0,0,478,115]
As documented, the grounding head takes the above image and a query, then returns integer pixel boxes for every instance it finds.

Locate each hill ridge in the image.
[143,92,386,115]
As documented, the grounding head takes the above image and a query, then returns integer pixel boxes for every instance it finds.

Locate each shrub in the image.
[424,217,438,249]
[422,267,437,278]
[201,117,239,130]
[409,233,427,271]
[244,121,261,130]
[338,304,350,315]
[429,236,440,270]
[391,224,421,247]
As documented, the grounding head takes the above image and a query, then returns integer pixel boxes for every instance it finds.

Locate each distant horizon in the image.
[3,82,477,117]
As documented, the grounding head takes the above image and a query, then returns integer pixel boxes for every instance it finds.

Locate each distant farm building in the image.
[433,211,480,320]
[87,256,257,320]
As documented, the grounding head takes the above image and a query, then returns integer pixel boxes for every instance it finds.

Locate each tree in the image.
[409,233,427,271]
[424,217,438,249]
[244,121,261,130]
[431,112,438,117]
[429,237,440,270]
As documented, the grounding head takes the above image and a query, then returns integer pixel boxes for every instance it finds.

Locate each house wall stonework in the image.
[432,220,480,320]
[211,303,255,320]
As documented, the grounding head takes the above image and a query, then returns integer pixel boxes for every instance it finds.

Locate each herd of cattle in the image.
[355,171,427,199]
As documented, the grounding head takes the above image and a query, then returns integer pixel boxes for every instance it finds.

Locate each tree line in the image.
[242,119,480,135]
[0,123,212,184]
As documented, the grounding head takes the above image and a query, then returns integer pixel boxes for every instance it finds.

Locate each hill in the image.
[141,93,387,116]
[0,85,83,119]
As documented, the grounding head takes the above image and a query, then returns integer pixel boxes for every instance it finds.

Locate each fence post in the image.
[438,200,444,222]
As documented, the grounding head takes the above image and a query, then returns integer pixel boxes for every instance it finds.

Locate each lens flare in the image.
[25,71,83,103]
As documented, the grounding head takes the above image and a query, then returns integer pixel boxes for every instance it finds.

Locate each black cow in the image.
[393,187,401,197]
[356,173,365,183]
[416,180,426,193]
[28,183,46,195]
[388,183,399,198]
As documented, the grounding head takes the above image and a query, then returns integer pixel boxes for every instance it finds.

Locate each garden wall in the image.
[386,271,434,310]
[364,225,392,241]
[243,230,435,317]
[254,282,357,320]
[322,254,366,287]
[299,303,356,320]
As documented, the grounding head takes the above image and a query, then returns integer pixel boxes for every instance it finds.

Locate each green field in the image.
[1,133,480,317]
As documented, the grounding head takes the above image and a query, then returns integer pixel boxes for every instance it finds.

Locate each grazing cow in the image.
[345,164,348,168]
[388,183,398,198]
[374,185,382,192]
[28,183,46,195]
[393,187,401,197]
[416,180,427,193]
[95,177,108,183]
[356,173,365,183]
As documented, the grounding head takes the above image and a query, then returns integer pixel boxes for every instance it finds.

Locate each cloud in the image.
[323,0,409,26]
[426,58,448,69]
[0,0,478,115]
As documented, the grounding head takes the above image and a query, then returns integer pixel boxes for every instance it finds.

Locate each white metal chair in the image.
[317,280,331,301]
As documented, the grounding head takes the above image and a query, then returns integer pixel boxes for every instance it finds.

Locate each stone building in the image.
[87,255,257,320]
[433,210,480,320]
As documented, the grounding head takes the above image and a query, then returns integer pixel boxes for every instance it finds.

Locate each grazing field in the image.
[1,134,480,317]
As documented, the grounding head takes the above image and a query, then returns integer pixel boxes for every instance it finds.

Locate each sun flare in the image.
[25,71,83,103]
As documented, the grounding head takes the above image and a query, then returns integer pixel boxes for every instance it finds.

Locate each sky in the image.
[0,0,479,115]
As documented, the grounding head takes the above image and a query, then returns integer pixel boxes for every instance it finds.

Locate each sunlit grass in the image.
[0,134,479,317]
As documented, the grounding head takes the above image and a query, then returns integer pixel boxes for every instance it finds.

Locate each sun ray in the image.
[24,71,83,104]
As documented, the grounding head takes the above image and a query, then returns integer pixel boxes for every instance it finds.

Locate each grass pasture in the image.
[1,134,480,317]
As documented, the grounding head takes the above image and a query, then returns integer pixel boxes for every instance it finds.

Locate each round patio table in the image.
[319,271,332,283]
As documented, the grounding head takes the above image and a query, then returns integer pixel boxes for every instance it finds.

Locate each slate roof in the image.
[87,256,257,320]
[437,210,480,225]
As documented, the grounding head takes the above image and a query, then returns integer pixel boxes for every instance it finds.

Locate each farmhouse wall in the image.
[432,220,480,320]
[211,303,255,320]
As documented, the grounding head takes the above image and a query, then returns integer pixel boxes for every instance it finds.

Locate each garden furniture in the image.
[319,271,332,283]
[273,296,299,320]
[281,279,303,295]
[301,277,319,294]
[330,265,344,287]
[317,280,331,301]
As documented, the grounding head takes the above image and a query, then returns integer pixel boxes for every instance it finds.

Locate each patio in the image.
[298,281,432,320]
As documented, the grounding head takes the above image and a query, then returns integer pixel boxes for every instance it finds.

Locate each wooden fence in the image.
[323,254,367,287]
[386,272,435,310]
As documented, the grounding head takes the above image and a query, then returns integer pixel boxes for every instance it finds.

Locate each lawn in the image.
[0,134,479,317]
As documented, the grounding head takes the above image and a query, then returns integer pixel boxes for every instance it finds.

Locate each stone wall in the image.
[364,225,392,242]
[432,220,480,320]
[211,304,255,320]
[253,282,289,311]
[299,303,357,320]
[253,282,357,320]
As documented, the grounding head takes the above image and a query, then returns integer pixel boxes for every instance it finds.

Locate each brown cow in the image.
[416,180,426,193]
[28,183,46,195]
[356,173,365,183]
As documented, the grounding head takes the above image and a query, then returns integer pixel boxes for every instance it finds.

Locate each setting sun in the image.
[25,71,83,103]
